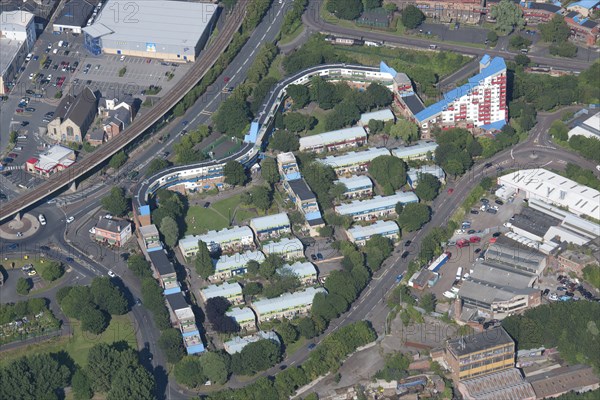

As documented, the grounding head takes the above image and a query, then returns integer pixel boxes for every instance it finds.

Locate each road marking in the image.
[200,110,212,116]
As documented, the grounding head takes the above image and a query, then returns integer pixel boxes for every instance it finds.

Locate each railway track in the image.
[0,1,248,222]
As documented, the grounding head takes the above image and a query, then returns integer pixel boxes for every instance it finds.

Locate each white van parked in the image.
[38,214,46,225]
[58,40,64,47]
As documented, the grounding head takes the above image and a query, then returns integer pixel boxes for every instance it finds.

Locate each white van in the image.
[38,214,46,225]
[25,53,33,62]
[52,48,58,54]
[58,40,64,47]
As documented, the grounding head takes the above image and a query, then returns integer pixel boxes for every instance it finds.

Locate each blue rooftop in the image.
[414,56,506,123]
[244,121,260,143]
[164,286,182,295]
[285,172,302,181]
[380,61,397,76]
[139,205,151,216]
[568,0,600,10]
[305,210,323,221]
[480,120,507,132]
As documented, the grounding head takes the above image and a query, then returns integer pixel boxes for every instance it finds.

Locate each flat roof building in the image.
[458,368,536,400]
[200,282,243,305]
[178,226,255,257]
[250,213,291,242]
[148,250,179,294]
[262,237,304,261]
[299,126,367,153]
[276,152,301,181]
[568,112,600,140]
[497,169,600,220]
[318,147,391,175]
[252,287,326,322]
[359,109,395,126]
[407,165,446,188]
[165,292,194,326]
[443,327,515,381]
[140,224,162,252]
[225,307,256,332]
[25,145,76,177]
[335,175,373,199]
[83,0,218,61]
[1,10,36,94]
[53,0,94,33]
[346,220,400,246]
[210,250,266,282]
[335,191,418,221]
[223,331,280,354]
[391,141,438,161]
[484,240,547,276]
[526,364,600,399]
[280,261,318,285]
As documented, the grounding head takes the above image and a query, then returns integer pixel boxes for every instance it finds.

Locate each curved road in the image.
[303,0,595,72]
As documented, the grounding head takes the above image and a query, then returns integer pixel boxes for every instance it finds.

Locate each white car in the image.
[596,165,600,172]
[107,270,116,278]
[89,227,96,234]
[38,214,46,225]
[104,214,113,219]
[66,216,74,223]
[548,293,558,301]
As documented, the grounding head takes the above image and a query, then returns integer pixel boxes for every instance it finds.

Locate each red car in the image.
[15,108,23,113]
[447,188,454,194]
[8,153,17,158]
[469,236,481,243]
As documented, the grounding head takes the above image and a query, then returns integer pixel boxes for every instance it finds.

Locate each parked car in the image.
[38,214,46,225]
[495,199,504,205]
[480,198,489,204]
[542,289,550,296]
[470,209,479,214]
[484,162,492,168]
[66,216,74,223]
[310,254,317,261]
[467,229,476,234]
[447,188,454,194]
[316,253,324,260]
[108,270,116,278]
[404,240,411,246]
[492,232,501,237]
[401,251,410,259]
[203,202,210,208]
[486,208,497,214]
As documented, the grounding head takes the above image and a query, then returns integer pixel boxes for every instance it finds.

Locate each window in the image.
[66,126,74,137]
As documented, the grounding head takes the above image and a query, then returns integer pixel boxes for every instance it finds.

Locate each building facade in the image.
[261,237,304,261]
[1,10,37,95]
[210,250,266,282]
[280,261,318,285]
[299,126,367,153]
[318,147,391,176]
[346,220,400,246]
[335,191,419,221]
[335,175,373,199]
[200,282,244,305]
[94,218,132,247]
[225,307,257,332]
[251,287,326,322]
[47,87,97,143]
[391,141,439,161]
[178,226,255,257]
[250,213,291,242]
[557,250,597,275]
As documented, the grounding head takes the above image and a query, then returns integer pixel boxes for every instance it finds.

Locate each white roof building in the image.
[30,145,76,174]
[280,261,318,280]
[262,237,304,258]
[200,282,243,301]
[213,250,266,276]
[407,165,446,187]
[347,220,400,244]
[319,147,391,171]
[568,112,600,140]
[497,169,600,220]
[299,126,367,152]
[359,109,395,125]
[252,287,326,320]
[250,213,290,234]
[335,192,419,218]
[335,175,373,193]
[179,226,254,255]
[223,331,280,354]
[391,141,439,160]
[225,307,256,325]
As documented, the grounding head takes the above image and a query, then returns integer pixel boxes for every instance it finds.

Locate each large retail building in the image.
[83,0,218,61]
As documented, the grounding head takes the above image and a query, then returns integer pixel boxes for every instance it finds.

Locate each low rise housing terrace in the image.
[346,220,400,246]
[335,175,373,199]
[223,331,280,354]
[209,250,266,282]
[318,147,391,176]
[261,237,304,261]
[407,165,446,188]
[178,225,255,257]
[252,287,326,322]
[139,224,162,252]
[148,249,179,294]
[225,307,257,332]
[250,213,291,241]
[359,109,396,126]
[391,141,438,161]
[200,282,243,305]
[334,191,419,221]
[299,126,367,153]
[279,261,318,285]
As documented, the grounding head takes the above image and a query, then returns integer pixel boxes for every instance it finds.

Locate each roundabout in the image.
[0,214,41,241]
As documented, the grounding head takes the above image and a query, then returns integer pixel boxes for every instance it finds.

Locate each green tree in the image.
[160,216,180,249]
[174,356,206,388]
[325,99,361,130]
[286,84,310,109]
[490,0,524,34]
[0,354,71,400]
[298,317,317,339]
[420,293,436,313]
[173,102,185,117]
[90,277,128,315]
[369,155,407,192]
[40,261,64,281]
[284,112,316,133]
[231,339,282,375]
[487,30,499,45]
[127,254,152,278]
[213,97,252,137]
[514,54,530,66]
[159,328,186,363]
[389,119,419,144]
[276,320,299,344]
[269,131,300,152]
[401,5,425,29]
[261,157,279,186]
[259,254,284,279]
[398,203,431,232]
[243,282,263,297]
[107,364,155,400]
[224,160,248,186]
[195,241,215,278]
[200,352,231,385]
[101,186,129,216]
[550,42,578,58]
[509,35,532,50]
[80,307,109,334]
[364,235,393,272]
[327,0,363,20]
[364,0,381,9]
[16,277,32,295]
[250,185,273,211]
[540,14,570,43]
[368,119,384,134]
[108,150,128,169]
[246,259,261,275]
[480,176,493,191]
[72,368,93,400]
[549,120,569,141]
[583,264,600,289]
[146,158,169,176]
[414,173,441,201]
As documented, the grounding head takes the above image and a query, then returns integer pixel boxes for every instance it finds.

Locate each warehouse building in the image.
[335,175,373,199]
[279,261,318,285]
[200,282,243,305]
[319,147,391,176]
[391,141,438,161]
[484,240,547,276]
[223,331,279,354]
[458,368,536,400]
[407,165,446,188]
[252,287,326,322]
[262,237,304,261]
[568,112,600,140]
[250,213,291,242]
[346,220,400,246]
[497,169,600,220]
[442,327,515,381]
[334,191,418,221]
[178,226,255,258]
[526,364,600,399]
[83,0,218,61]
[299,126,367,153]
[225,307,257,332]
[1,10,37,94]
[210,250,265,282]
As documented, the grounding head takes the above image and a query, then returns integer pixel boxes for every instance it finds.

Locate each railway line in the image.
[0,1,248,222]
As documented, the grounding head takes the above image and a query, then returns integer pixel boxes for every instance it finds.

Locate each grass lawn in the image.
[285,336,307,357]
[212,194,244,219]
[0,314,136,368]
[185,206,229,235]
[303,108,330,136]
[278,23,304,46]
[266,54,284,81]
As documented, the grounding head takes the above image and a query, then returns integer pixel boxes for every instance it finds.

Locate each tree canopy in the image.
[160,216,180,249]
[401,5,425,29]
[101,186,129,216]
[540,14,570,43]
[269,131,300,152]
[369,155,407,194]
[231,339,282,375]
[397,203,431,232]
[326,0,363,20]
[213,97,252,137]
[224,160,248,186]
[364,235,394,272]
[159,328,186,363]
[490,0,524,34]
[414,173,441,201]
[195,240,215,278]
[261,157,280,186]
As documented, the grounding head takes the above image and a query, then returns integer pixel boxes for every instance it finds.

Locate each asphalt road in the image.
[303,0,597,72]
